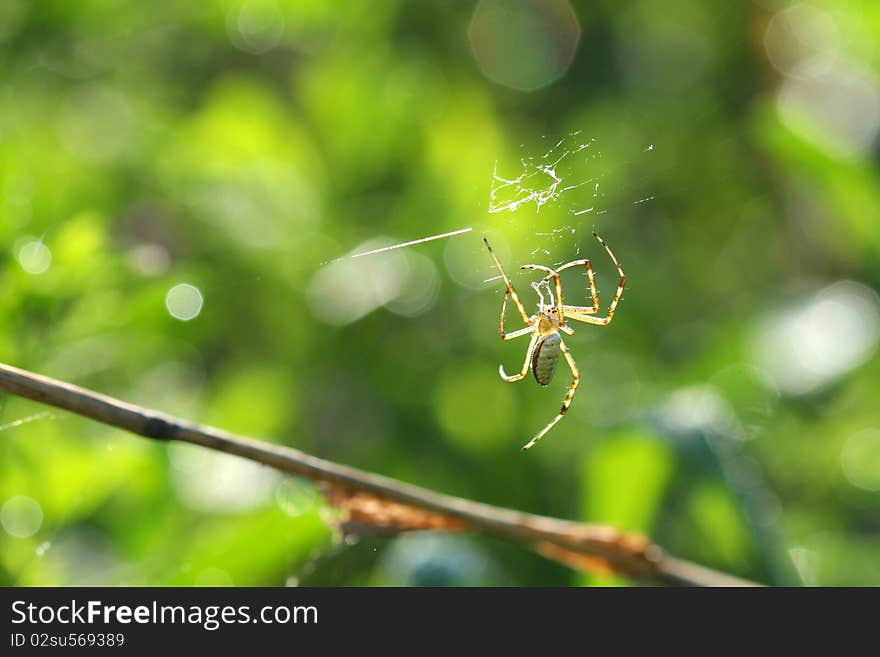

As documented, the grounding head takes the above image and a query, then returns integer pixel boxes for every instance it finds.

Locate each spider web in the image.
[322,132,656,294]
[319,132,654,279]
[488,135,598,216]
[486,131,655,264]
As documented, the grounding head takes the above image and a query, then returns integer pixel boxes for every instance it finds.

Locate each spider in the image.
[483,232,626,451]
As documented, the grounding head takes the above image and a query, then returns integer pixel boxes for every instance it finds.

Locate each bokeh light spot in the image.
[170,443,280,513]
[766,2,880,159]
[751,281,880,396]
[383,252,440,317]
[308,238,439,326]
[127,243,171,276]
[275,479,319,518]
[445,233,510,290]
[1,495,44,538]
[840,428,880,492]
[658,385,739,438]
[165,283,204,321]
[776,59,880,159]
[376,533,502,586]
[17,239,52,274]
[763,4,839,80]
[468,0,581,92]
[227,0,285,55]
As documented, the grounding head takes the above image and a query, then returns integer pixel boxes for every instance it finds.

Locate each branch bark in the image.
[0,361,757,586]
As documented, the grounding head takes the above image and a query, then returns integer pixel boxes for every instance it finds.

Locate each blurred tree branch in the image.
[0,361,757,586]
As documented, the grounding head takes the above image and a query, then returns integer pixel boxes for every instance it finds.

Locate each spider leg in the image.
[520,263,565,325]
[545,257,599,314]
[499,330,539,382]
[561,232,626,326]
[522,339,579,451]
[499,293,536,340]
[484,236,530,325]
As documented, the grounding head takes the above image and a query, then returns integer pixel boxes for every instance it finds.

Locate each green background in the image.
[2,1,880,586]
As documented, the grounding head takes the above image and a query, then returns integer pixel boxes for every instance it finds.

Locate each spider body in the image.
[483,232,626,450]
[532,332,561,386]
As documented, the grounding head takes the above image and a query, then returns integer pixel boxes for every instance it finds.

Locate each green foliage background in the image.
[2,1,879,586]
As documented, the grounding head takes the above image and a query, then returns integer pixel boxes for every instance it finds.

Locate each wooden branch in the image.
[0,361,758,586]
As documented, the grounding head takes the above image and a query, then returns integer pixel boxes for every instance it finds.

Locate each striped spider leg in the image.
[551,232,627,327]
[482,232,626,451]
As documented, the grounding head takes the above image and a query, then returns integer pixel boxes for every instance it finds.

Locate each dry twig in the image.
[0,361,757,586]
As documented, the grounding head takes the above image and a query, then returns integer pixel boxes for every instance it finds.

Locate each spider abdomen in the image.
[532,333,562,386]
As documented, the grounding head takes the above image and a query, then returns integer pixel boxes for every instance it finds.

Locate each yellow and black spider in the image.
[483,232,626,450]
